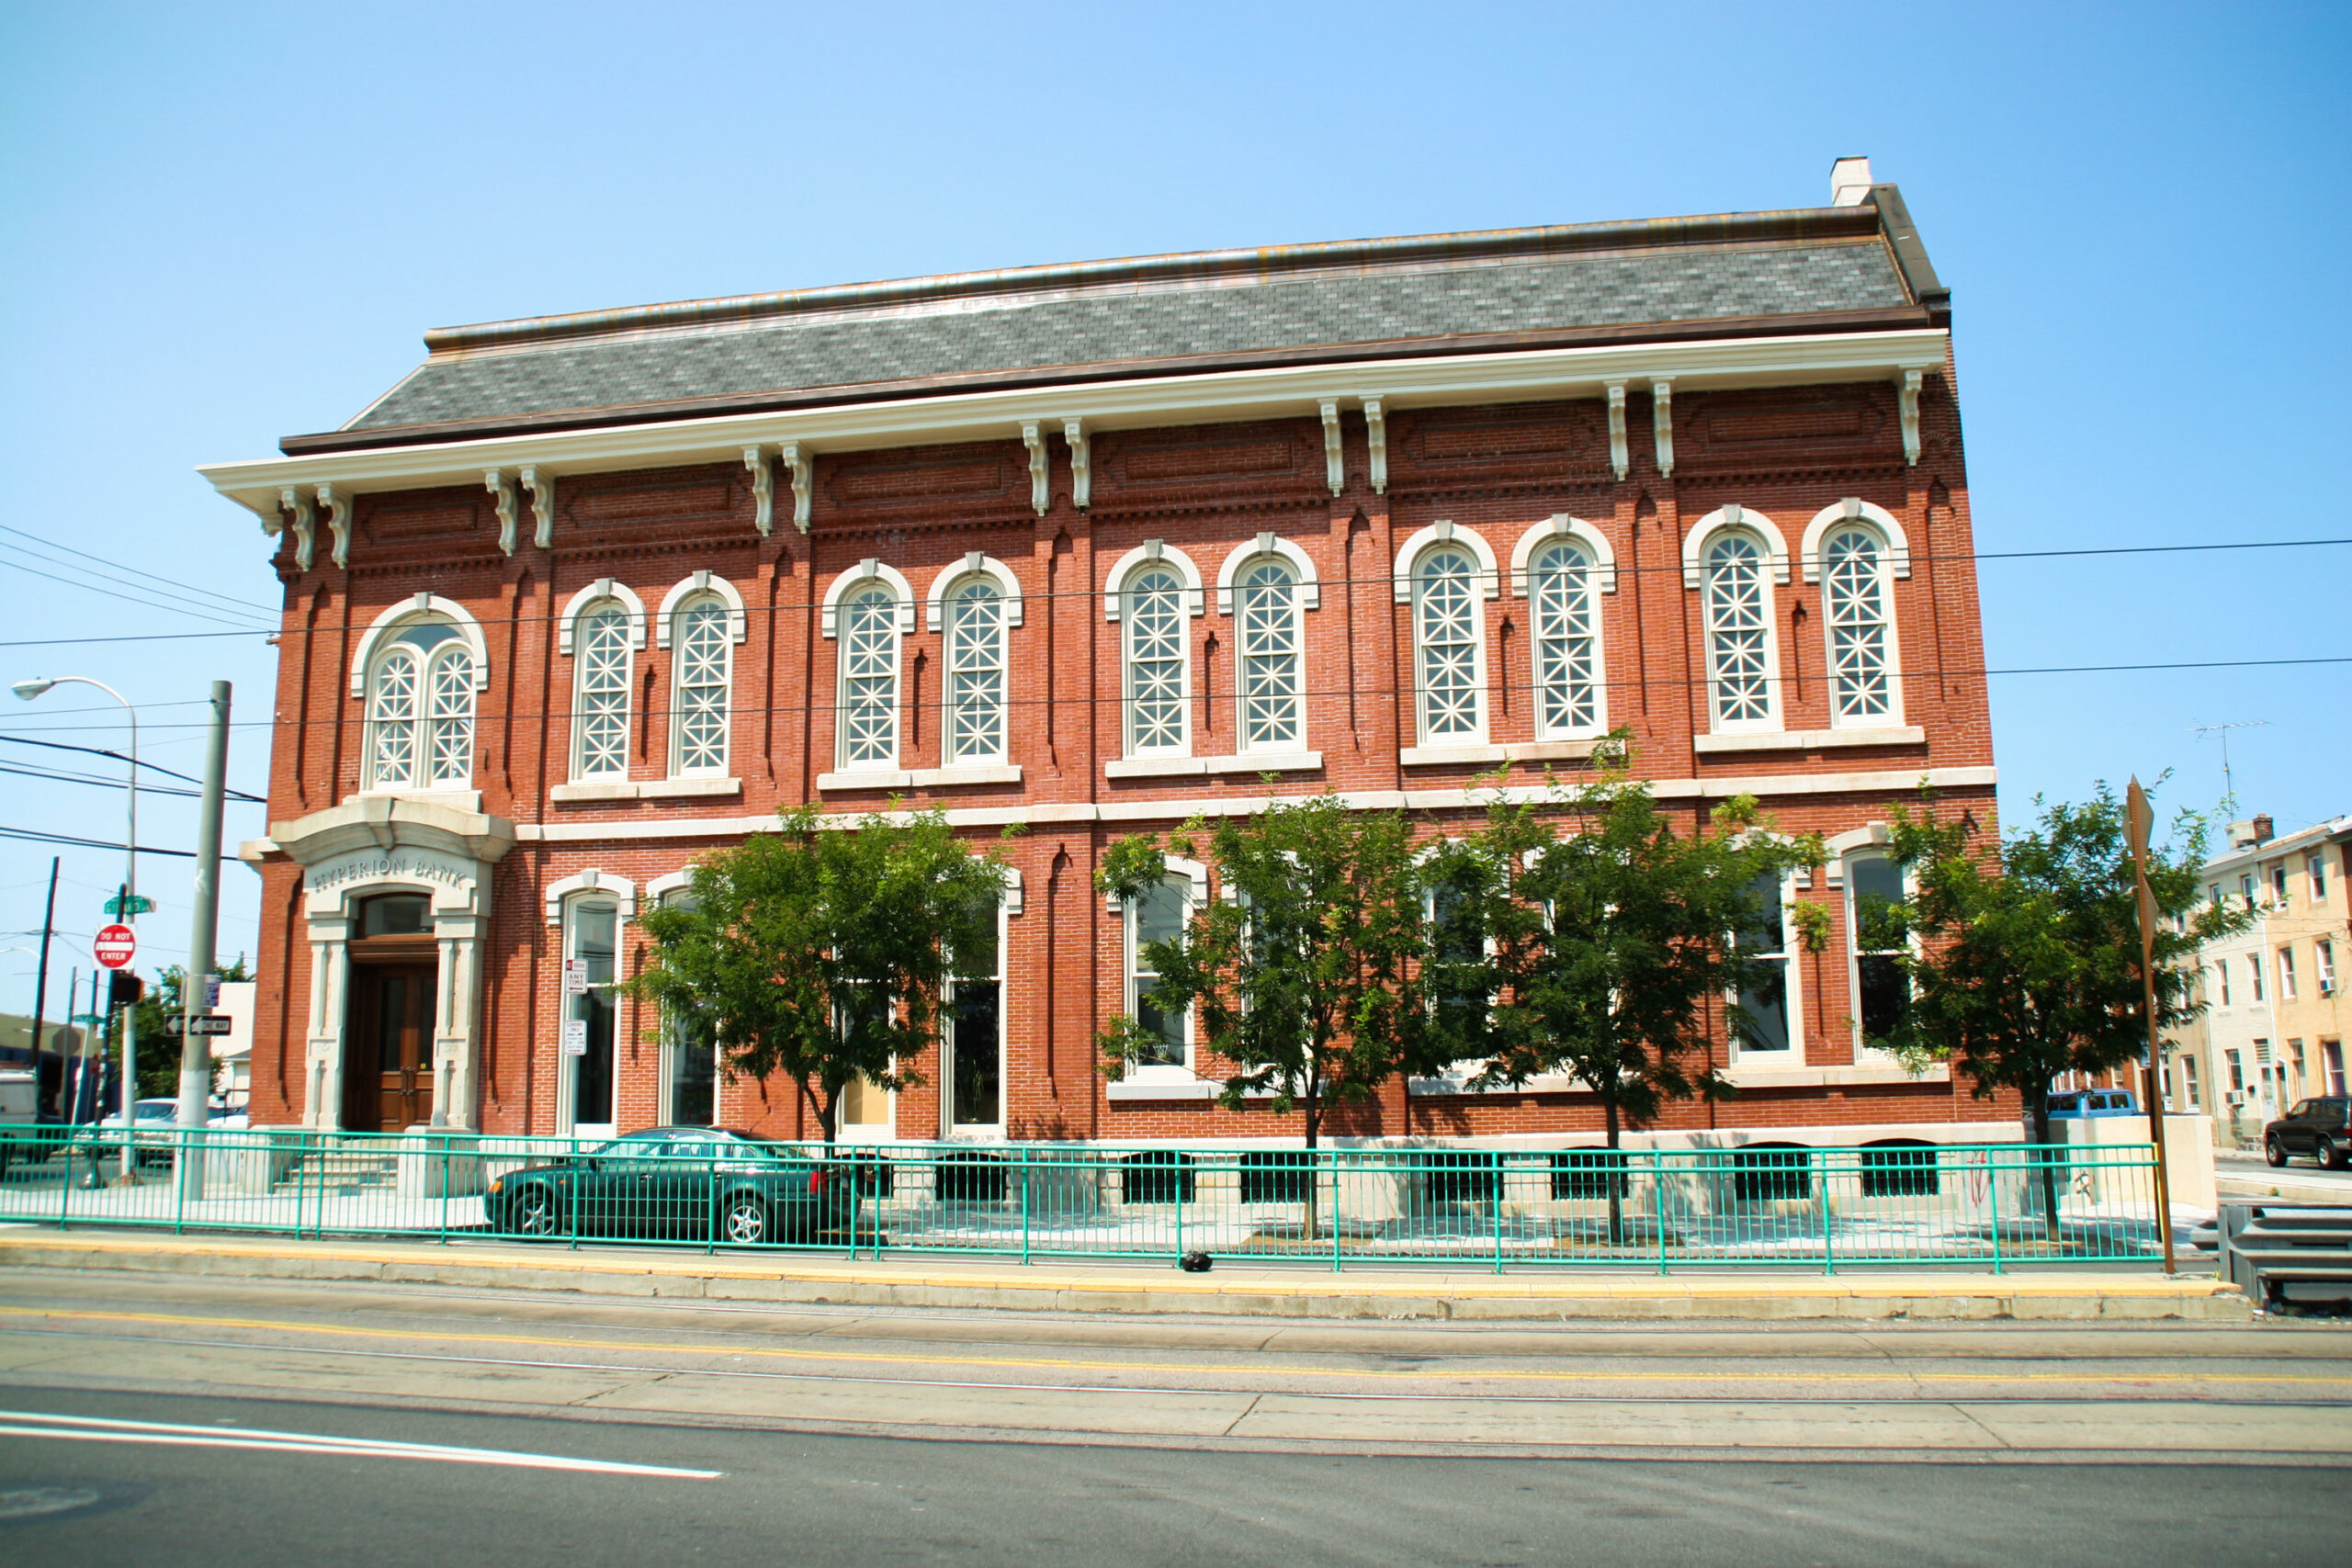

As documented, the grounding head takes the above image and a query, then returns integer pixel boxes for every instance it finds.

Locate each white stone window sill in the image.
[1718,1061,1950,1088]
[817,764,1023,791]
[1105,751,1321,780]
[1106,1078,1224,1101]
[549,777,741,803]
[1399,739,1601,768]
[349,788,482,813]
[1694,726,1926,754]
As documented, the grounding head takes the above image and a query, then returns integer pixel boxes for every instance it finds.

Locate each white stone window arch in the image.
[355,599,485,794]
[827,564,910,772]
[1684,508,1787,735]
[1104,543,1205,759]
[560,580,647,782]
[928,557,1022,767]
[1801,502,1909,729]
[1106,854,1208,1081]
[1394,522,1498,747]
[657,573,746,778]
[1510,517,1614,740]
[1216,536,1316,755]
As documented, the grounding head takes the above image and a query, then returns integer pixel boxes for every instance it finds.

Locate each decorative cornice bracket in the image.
[1363,397,1387,495]
[278,486,315,572]
[1649,379,1675,478]
[1898,369,1924,465]
[779,442,813,533]
[1022,421,1050,515]
[743,446,775,537]
[485,468,518,556]
[1320,400,1344,495]
[1606,381,1630,481]
[315,483,352,570]
[520,466,555,549]
[1061,418,1090,511]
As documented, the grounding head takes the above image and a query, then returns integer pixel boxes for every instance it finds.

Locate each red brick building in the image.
[205,160,2011,1154]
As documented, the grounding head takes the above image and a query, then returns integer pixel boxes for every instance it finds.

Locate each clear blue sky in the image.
[0,1,2345,1016]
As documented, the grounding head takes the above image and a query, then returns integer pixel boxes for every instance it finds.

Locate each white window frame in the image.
[1523,536,1607,739]
[647,873,719,1127]
[1224,551,1307,754]
[1401,530,1497,746]
[1815,523,1904,728]
[352,596,491,796]
[2318,938,2336,997]
[1110,855,1207,1083]
[1842,849,1910,1063]
[2311,852,2330,904]
[1731,866,1803,1060]
[2280,945,2300,1002]
[556,888,626,1138]
[942,886,1014,1136]
[1110,551,1203,759]
[2251,953,2267,1004]
[938,571,1011,767]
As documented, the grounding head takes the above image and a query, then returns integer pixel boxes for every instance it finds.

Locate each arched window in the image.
[1414,546,1487,743]
[670,595,732,776]
[1124,564,1190,755]
[943,576,1007,765]
[1527,539,1602,738]
[366,617,474,791]
[572,600,634,780]
[1704,534,1778,731]
[562,894,619,1134]
[838,581,901,769]
[1233,557,1303,752]
[1126,872,1193,1073]
[1821,526,1898,726]
[1846,852,1910,1050]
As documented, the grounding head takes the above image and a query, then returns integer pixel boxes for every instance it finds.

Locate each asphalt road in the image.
[0,1270,2347,1565]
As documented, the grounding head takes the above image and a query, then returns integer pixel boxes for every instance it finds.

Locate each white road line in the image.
[0,1411,721,1477]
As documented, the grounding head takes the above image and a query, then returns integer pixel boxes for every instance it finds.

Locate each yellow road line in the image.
[0,1305,2337,1388]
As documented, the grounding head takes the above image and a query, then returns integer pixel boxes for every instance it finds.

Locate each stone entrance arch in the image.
[265,796,515,1131]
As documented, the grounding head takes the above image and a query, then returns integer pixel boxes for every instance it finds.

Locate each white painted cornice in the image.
[197,328,1950,523]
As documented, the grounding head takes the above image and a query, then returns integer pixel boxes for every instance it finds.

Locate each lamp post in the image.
[14,676,140,1176]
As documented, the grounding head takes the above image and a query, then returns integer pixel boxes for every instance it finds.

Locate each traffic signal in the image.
[107,971,143,1009]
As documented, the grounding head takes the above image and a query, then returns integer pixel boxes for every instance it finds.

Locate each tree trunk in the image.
[1302,1083,1321,1245]
[2030,1086,2059,1235]
[1603,1097,1626,1248]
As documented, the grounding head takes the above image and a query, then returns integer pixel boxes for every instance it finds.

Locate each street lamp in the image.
[15,675,139,1175]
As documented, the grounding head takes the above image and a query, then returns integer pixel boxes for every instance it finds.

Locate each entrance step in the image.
[271,1151,401,1195]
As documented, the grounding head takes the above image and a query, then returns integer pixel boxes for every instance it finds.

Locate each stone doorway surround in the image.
[249,795,515,1131]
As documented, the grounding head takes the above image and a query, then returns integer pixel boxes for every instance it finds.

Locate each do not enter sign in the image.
[93,924,136,970]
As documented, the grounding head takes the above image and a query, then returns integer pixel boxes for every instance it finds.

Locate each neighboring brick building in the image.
[205,157,2012,1154]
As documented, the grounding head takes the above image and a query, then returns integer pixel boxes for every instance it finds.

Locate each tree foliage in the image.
[131,956,253,1100]
[628,805,1008,1142]
[1427,757,1824,1156]
[1883,783,2248,1226]
[1094,795,1437,1147]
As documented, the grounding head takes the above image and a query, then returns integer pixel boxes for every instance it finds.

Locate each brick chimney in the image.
[1830,156,1874,206]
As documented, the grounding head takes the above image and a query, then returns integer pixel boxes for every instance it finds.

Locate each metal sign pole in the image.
[2126,777,2176,1276]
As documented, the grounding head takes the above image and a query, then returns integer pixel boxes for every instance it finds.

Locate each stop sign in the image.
[93,923,136,970]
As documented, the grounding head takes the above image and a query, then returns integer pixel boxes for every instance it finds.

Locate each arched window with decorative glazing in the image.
[367,617,475,791]
[1820,527,1898,727]
[1233,557,1303,752]
[1527,539,1602,738]
[943,576,1007,765]
[837,581,900,769]
[1123,563,1190,756]
[572,600,634,780]
[669,595,733,775]
[1703,534,1778,731]
[1413,545,1487,743]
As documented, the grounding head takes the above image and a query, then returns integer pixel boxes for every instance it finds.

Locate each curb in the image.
[0,1231,2251,1322]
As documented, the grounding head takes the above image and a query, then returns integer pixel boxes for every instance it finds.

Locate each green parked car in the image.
[484,1126,855,1245]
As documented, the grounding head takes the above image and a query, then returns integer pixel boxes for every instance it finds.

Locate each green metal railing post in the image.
[1655,1151,1669,1276]
[1172,1155,1183,1265]
[1020,1152,1031,1266]
[1817,1150,1833,1277]
[1492,1150,1504,1274]
[1988,1148,2006,1275]
[1330,1152,1342,1273]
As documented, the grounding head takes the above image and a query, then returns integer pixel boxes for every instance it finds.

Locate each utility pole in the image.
[2190,720,2269,818]
[30,857,56,1112]
[2126,777,2176,1276]
[175,682,231,1193]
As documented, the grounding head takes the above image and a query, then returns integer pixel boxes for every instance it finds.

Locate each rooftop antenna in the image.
[2189,720,2268,818]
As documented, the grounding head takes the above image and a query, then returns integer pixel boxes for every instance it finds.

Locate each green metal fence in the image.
[0,1126,2173,1274]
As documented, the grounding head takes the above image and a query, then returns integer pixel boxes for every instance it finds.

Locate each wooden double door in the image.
[346,963,436,1133]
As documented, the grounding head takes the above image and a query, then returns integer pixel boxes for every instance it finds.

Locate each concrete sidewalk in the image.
[0,1227,2249,1321]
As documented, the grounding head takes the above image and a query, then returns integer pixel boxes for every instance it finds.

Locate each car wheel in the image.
[512,1184,563,1238]
[720,1193,770,1247]
[2326,1138,2350,1172]
[2266,1134,2289,1168]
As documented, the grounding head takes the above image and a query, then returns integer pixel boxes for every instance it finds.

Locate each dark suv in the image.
[2263,1098,2352,1169]
[485,1126,855,1244]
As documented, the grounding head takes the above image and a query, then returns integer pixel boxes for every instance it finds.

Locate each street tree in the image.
[1425,755,1822,1241]
[132,957,253,1100]
[1095,795,1438,1168]
[1882,784,2246,1231]
[628,804,1009,1143]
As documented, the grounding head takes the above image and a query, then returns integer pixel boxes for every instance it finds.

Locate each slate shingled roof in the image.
[296,195,1945,455]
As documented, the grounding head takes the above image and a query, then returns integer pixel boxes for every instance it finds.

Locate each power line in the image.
[0,737,266,800]
[0,552,275,633]
[3,531,2351,652]
[0,761,265,804]
[0,826,242,863]
[0,525,281,615]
